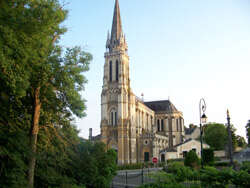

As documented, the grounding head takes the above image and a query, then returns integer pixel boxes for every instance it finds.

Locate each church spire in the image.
[111,0,122,42]
[106,0,127,52]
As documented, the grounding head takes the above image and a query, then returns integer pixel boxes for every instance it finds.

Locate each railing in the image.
[111,168,159,188]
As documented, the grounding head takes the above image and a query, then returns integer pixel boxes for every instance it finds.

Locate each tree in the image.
[72,141,117,188]
[0,1,92,187]
[204,123,228,150]
[246,120,250,146]
[236,135,247,148]
[184,150,200,169]
[202,148,214,166]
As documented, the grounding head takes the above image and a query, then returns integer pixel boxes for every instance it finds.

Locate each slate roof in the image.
[91,134,101,141]
[174,138,193,147]
[160,148,177,153]
[185,126,198,135]
[144,100,179,113]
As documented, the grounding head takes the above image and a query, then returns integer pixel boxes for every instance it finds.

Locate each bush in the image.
[203,148,214,165]
[164,162,194,182]
[117,163,143,170]
[184,150,200,169]
[167,158,184,164]
[139,182,186,188]
[214,161,230,167]
[240,161,250,173]
[200,167,235,188]
[231,170,250,187]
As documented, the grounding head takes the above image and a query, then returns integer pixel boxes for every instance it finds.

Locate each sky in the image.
[60,0,250,139]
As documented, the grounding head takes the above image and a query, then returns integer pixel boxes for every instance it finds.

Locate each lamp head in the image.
[201,113,207,124]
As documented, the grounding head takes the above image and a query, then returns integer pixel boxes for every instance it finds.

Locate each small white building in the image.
[159,139,210,161]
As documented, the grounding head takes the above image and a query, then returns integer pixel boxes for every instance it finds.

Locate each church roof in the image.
[111,0,122,42]
[144,100,179,113]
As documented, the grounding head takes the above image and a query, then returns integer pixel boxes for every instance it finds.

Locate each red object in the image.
[152,157,158,163]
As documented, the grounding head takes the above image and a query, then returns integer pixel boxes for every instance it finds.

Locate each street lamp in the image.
[226,109,234,168]
[199,98,207,168]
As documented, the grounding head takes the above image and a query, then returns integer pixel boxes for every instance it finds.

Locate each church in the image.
[99,0,185,165]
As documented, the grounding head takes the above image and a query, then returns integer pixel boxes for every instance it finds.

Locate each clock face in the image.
[144,139,149,145]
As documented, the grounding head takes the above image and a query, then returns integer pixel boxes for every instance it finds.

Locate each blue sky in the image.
[60,0,250,139]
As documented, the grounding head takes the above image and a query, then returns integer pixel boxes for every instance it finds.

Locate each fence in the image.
[110,168,159,188]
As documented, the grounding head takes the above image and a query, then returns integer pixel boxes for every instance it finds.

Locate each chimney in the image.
[89,128,92,141]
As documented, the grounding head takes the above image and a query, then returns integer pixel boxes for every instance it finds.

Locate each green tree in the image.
[204,123,227,150]
[0,1,92,187]
[246,120,250,146]
[184,150,200,169]
[73,141,117,188]
[202,148,214,166]
[236,135,247,148]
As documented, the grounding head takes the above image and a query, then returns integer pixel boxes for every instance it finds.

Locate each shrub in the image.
[214,161,230,167]
[167,158,184,164]
[240,161,250,173]
[184,150,200,169]
[117,163,143,170]
[164,162,194,182]
[231,170,250,187]
[200,167,234,188]
[202,148,214,165]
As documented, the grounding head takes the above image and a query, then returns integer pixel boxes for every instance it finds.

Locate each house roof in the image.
[144,100,179,113]
[185,126,198,135]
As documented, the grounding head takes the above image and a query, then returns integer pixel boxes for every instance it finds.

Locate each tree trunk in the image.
[28,87,41,188]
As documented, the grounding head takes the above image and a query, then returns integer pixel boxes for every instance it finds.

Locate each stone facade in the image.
[100,0,185,165]
[160,139,210,161]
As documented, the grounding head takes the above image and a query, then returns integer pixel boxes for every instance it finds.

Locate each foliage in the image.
[139,182,186,188]
[164,162,198,182]
[72,141,117,188]
[204,123,228,150]
[213,161,230,167]
[0,1,121,188]
[184,150,200,169]
[200,167,232,188]
[166,158,184,164]
[240,161,250,173]
[246,120,250,146]
[231,170,250,187]
[142,161,250,188]
[202,148,214,166]
[236,135,247,148]
[118,163,144,170]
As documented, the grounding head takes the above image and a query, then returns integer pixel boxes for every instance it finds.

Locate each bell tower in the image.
[101,0,132,164]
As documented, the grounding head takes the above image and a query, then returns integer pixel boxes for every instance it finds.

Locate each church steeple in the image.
[111,0,122,42]
[106,0,127,52]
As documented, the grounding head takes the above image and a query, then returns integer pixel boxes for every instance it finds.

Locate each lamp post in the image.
[199,98,207,168]
[226,109,234,168]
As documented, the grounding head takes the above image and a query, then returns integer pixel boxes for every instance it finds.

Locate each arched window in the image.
[115,111,117,125]
[110,109,117,126]
[109,61,112,82]
[161,119,164,131]
[116,60,119,81]
[176,119,179,132]
[157,119,160,132]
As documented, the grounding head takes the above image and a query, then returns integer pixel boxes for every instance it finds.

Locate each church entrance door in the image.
[161,154,165,162]
[144,152,149,162]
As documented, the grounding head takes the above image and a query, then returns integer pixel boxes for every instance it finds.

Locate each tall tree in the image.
[246,120,250,146]
[0,1,92,187]
[204,123,228,150]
